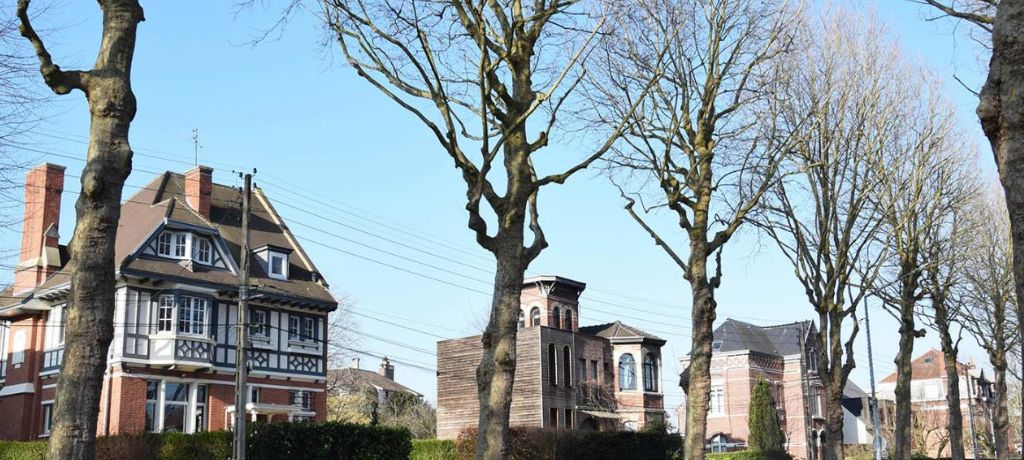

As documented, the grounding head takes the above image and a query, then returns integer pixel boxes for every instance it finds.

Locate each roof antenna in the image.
[191,128,202,166]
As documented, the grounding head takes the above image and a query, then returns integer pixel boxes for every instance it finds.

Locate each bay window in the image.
[155,294,209,337]
[156,231,218,265]
[145,380,208,433]
[288,315,316,343]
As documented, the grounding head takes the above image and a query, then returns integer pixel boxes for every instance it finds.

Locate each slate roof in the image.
[0,170,336,311]
[712,319,813,357]
[328,368,422,397]
[579,321,666,344]
[843,380,869,399]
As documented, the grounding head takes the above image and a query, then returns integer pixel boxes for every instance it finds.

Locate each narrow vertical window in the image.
[289,316,300,340]
[145,380,159,432]
[41,403,53,436]
[562,346,571,388]
[157,232,173,256]
[194,384,207,432]
[564,408,572,429]
[177,296,207,336]
[552,307,560,329]
[549,408,558,428]
[709,386,725,415]
[157,295,174,332]
[548,344,557,386]
[530,307,540,327]
[643,353,657,392]
[518,311,525,329]
[564,308,573,331]
[173,232,188,258]
[618,354,636,390]
[194,237,211,264]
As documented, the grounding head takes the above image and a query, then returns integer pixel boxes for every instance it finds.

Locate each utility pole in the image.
[864,300,884,460]
[232,172,252,460]
[192,129,200,166]
[966,362,981,459]
[799,322,816,460]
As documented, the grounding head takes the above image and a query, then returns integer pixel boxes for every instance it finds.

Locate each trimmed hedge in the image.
[248,421,412,460]
[455,427,682,460]
[0,432,231,460]
[411,439,458,459]
[0,440,46,460]
[707,450,794,460]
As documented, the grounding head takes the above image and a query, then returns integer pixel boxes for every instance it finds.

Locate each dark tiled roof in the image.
[579,321,665,344]
[328,368,422,397]
[843,380,869,399]
[712,319,813,357]
[1,171,336,310]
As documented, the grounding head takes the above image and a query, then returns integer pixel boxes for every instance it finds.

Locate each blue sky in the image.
[0,0,999,429]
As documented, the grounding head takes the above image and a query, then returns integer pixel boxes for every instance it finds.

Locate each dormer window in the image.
[155,231,216,266]
[269,252,288,279]
[194,237,212,264]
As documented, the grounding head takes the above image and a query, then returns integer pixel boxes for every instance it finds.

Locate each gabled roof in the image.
[579,321,666,345]
[1,170,337,311]
[712,319,813,357]
[843,380,869,399]
[878,348,974,384]
[328,368,422,397]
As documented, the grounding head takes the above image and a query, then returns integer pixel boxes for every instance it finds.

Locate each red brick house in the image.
[0,163,337,440]
[677,319,874,459]
[436,276,667,439]
[876,348,997,458]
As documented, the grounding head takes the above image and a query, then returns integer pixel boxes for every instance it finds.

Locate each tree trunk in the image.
[475,252,527,460]
[893,306,918,459]
[39,1,142,459]
[993,357,1010,460]
[683,252,715,460]
[822,382,845,460]
[978,0,1024,382]
[935,312,967,460]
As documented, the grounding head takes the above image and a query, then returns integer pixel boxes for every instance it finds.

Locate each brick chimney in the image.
[378,357,394,380]
[184,165,213,218]
[13,163,65,294]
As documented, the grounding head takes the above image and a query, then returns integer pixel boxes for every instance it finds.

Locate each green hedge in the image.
[455,428,682,460]
[411,439,458,460]
[707,450,794,460]
[0,440,47,460]
[248,421,412,460]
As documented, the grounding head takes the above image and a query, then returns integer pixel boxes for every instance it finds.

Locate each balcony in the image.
[150,335,212,369]
[42,348,63,373]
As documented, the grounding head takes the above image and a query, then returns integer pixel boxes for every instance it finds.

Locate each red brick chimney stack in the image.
[184,165,213,219]
[13,163,65,294]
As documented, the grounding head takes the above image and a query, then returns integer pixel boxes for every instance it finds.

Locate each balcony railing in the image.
[173,338,212,363]
[42,347,63,372]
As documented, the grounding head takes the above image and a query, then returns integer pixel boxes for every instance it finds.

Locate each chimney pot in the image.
[14,163,64,293]
[351,358,360,369]
[185,166,213,219]
[379,357,395,380]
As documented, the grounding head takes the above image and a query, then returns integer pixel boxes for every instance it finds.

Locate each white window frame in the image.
[41,402,54,437]
[157,295,175,332]
[177,296,208,337]
[145,379,206,434]
[194,237,212,265]
[157,232,173,257]
[45,304,65,349]
[250,308,271,339]
[268,251,288,280]
[709,385,725,416]
[289,315,316,343]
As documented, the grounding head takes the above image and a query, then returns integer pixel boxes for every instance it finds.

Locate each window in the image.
[290,390,313,410]
[177,296,207,336]
[45,304,65,348]
[552,307,560,329]
[807,347,818,373]
[564,308,573,330]
[158,232,173,256]
[269,252,288,279]
[157,295,175,332]
[643,353,657,392]
[250,309,270,338]
[289,315,316,342]
[590,360,598,381]
[173,233,188,258]
[549,408,558,428]
[194,237,212,264]
[562,346,571,388]
[806,387,821,416]
[163,382,190,432]
[41,403,53,436]
[618,354,636,390]
[194,385,207,432]
[531,307,541,327]
[578,359,587,384]
[564,408,573,429]
[709,434,729,453]
[145,380,159,431]
[250,386,261,404]
[709,386,724,415]
[518,311,525,329]
[548,344,557,386]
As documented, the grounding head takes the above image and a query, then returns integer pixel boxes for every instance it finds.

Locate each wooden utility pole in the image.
[865,300,884,460]
[799,323,816,460]
[233,173,252,460]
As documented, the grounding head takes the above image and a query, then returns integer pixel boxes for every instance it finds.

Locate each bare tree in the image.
[316,1,661,457]
[960,185,1020,459]
[751,12,895,460]
[909,1,1024,414]
[871,85,971,460]
[581,0,800,457]
[15,1,143,459]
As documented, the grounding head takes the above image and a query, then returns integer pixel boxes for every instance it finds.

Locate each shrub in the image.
[747,379,785,455]
[159,431,231,460]
[95,432,160,460]
[455,427,682,460]
[411,439,458,460]
[0,441,46,460]
[707,450,794,460]
[248,421,412,460]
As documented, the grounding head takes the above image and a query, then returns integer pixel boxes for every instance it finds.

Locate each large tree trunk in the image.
[978,0,1024,378]
[475,250,527,459]
[992,357,1010,460]
[935,311,967,460]
[18,1,143,459]
[893,301,918,459]
[822,382,845,460]
[683,251,715,460]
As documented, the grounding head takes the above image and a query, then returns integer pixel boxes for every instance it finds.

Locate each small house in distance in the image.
[435,275,667,439]
[328,357,422,402]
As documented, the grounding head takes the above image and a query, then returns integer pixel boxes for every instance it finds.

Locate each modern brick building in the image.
[0,163,337,440]
[876,348,997,459]
[677,318,874,459]
[436,276,667,439]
